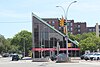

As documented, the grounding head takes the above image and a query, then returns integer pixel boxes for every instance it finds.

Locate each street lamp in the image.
[56,6,66,19]
[56,1,77,60]
[65,1,77,20]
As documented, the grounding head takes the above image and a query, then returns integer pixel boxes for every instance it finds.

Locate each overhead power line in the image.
[0,21,32,23]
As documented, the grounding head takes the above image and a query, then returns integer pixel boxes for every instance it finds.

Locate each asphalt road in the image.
[0,57,100,67]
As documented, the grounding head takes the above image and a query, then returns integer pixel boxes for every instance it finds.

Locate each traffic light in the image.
[59,17,64,27]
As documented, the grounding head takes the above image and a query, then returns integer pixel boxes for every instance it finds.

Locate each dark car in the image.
[2,53,9,57]
[56,53,67,63]
[12,54,19,61]
[50,55,57,61]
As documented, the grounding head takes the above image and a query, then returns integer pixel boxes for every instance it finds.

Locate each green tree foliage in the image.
[69,32,100,52]
[0,35,13,53]
[11,30,32,56]
[79,37,97,51]
[6,38,19,53]
[0,34,5,53]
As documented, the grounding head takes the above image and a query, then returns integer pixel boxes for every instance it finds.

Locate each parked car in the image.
[0,55,2,58]
[2,53,9,57]
[84,53,94,61]
[12,54,19,61]
[80,54,89,60]
[50,55,57,61]
[94,53,100,60]
[90,53,100,60]
[56,53,67,63]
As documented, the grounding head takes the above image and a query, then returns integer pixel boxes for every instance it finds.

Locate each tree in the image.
[79,37,97,52]
[0,34,9,53]
[5,38,19,53]
[69,32,100,53]
[0,34,5,46]
[11,30,32,56]
[93,37,100,50]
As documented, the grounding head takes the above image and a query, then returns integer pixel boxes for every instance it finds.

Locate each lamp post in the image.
[56,1,77,60]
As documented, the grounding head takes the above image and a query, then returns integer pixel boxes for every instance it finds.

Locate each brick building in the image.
[73,22,87,35]
[87,27,95,33]
[42,18,100,35]
[42,18,87,35]
[67,20,74,34]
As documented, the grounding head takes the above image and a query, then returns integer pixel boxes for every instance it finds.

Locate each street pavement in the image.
[0,57,100,67]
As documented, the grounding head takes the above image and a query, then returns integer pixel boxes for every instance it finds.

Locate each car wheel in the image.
[90,58,93,61]
[12,59,14,61]
[85,58,88,61]
[81,57,84,60]
[97,57,99,60]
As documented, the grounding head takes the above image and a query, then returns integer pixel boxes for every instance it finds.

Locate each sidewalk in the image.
[71,57,80,60]
[21,57,81,63]
[70,57,80,63]
[22,57,32,60]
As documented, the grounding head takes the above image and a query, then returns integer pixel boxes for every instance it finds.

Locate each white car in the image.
[93,53,100,60]
[84,53,95,60]
[0,55,2,58]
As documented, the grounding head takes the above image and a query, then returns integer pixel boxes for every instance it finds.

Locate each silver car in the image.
[84,53,94,61]
[90,53,100,60]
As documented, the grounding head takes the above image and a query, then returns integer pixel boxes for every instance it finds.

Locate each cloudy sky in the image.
[0,0,100,38]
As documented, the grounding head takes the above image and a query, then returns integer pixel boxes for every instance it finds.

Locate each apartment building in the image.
[42,18,99,35]
[73,22,87,35]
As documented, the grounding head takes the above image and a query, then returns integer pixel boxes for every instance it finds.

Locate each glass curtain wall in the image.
[33,16,65,58]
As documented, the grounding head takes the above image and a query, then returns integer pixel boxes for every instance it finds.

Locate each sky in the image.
[0,0,100,38]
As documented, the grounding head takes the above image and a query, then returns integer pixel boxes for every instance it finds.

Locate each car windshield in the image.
[88,54,93,55]
[94,54,100,55]
[57,53,66,58]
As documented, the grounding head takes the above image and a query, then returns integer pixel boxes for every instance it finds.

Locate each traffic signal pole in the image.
[56,1,77,61]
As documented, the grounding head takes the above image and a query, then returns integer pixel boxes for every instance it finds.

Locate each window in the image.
[78,25,80,28]
[48,21,51,24]
[67,23,72,26]
[68,28,69,31]
[89,29,92,32]
[71,27,73,31]
[71,23,73,26]
[70,32,73,34]
[59,27,61,30]
[78,29,80,32]
[93,29,95,32]
[67,23,69,26]
[52,21,55,26]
